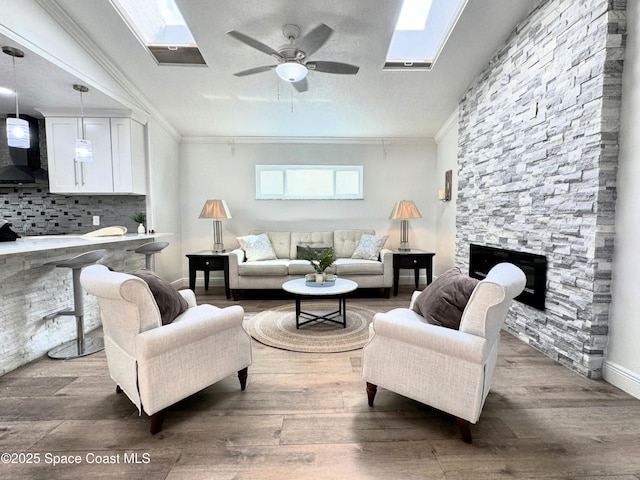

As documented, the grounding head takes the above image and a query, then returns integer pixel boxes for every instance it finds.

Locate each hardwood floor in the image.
[1,285,640,479]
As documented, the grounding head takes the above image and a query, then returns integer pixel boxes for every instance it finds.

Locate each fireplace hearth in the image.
[469,244,547,310]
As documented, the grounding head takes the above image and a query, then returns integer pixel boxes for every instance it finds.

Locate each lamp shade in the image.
[389,200,422,220]
[199,199,232,219]
[276,62,308,82]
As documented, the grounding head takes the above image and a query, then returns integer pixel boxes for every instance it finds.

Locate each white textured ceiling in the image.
[0,0,542,138]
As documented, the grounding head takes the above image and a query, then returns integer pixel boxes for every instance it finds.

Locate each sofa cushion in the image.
[131,269,189,325]
[238,259,289,276]
[412,267,479,330]
[351,234,388,260]
[290,232,334,259]
[334,258,384,275]
[237,233,277,261]
[333,229,375,258]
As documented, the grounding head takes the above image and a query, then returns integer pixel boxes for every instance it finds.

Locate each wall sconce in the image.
[199,199,232,253]
[439,170,452,202]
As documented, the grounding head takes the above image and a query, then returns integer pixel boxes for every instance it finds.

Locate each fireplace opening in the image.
[469,244,547,310]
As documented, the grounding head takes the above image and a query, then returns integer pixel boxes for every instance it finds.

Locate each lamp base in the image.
[212,242,225,254]
[398,246,411,252]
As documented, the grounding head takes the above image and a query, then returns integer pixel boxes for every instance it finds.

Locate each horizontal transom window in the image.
[256,165,363,200]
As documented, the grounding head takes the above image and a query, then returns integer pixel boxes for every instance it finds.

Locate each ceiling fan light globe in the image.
[276,62,308,82]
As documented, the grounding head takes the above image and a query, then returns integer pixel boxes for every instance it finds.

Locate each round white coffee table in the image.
[282,278,358,329]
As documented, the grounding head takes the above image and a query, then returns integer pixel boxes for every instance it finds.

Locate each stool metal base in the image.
[48,336,105,359]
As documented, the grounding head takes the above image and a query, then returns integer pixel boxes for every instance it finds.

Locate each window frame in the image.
[255,165,364,200]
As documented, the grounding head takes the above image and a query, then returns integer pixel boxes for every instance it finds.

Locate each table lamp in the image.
[199,199,232,253]
[390,200,422,251]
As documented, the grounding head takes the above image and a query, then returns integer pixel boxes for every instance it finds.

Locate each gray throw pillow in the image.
[296,245,330,259]
[132,269,189,325]
[412,267,479,330]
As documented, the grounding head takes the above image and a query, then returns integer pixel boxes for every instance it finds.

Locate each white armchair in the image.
[80,264,252,434]
[361,262,526,443]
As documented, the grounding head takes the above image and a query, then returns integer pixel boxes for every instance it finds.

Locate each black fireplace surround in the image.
[469,244,547,310]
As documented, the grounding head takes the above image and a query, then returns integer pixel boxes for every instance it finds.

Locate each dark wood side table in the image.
[186,251,230,299]
[392,250,435,296]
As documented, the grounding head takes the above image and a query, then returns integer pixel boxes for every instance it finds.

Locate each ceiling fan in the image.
[227,23,360,92]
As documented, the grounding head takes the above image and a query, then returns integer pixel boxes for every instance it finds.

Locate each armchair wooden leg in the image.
[238,367,248,391]
[150,410,166,435]
[115,385,123,394]
[456,417,472,444]
[366,382,377,407]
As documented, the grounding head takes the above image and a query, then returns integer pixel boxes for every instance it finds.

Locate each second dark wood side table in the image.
[186,251,230,299]
[392,249,435,296]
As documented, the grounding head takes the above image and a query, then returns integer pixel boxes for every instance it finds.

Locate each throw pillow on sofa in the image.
[131,269,189,325]
[412,267,479,330]
[237,233,277,261]
[352,234,388,260]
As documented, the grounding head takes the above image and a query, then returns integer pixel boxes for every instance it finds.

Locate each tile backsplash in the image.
[0,186,146,235]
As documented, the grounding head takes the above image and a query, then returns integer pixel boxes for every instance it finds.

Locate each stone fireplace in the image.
[455,0,626,378]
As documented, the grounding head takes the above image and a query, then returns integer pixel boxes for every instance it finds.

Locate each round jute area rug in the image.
[245,302,376,353]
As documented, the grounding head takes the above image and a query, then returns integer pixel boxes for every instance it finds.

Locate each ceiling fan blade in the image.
[292,78,308,93]
[306,61,360,75]
[227,30,283,59]
[233,65,277,77]
[297,24,334,57]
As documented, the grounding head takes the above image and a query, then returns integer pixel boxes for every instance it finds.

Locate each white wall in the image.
[179,138,437,285]
[604,0,640,399]
[434,109,459,276]
[146,119,183,282]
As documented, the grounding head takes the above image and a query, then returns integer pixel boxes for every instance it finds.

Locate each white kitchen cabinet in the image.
[45,117,113,193]
[110,118,146,194]
[45,116,146,195]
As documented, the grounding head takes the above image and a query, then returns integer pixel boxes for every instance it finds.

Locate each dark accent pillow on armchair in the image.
[132,269,189,325]
[412,267,479,330]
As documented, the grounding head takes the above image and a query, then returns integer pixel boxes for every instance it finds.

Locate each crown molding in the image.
[181,136,436,146]
[434,108,459,143]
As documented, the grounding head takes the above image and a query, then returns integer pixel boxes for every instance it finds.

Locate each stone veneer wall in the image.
[456,0,626,378]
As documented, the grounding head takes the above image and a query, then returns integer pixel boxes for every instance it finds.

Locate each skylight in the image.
[110,0,206,66]
[385,0,467,70]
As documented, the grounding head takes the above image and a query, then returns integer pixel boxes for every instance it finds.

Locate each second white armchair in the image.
[361,262,526,443]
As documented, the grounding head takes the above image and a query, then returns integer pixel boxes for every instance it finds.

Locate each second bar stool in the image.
[131,241,169,270]
[44,249,107,359]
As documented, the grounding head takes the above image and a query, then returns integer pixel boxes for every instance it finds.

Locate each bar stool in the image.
[44,249,107,359]
[130,241,169,270]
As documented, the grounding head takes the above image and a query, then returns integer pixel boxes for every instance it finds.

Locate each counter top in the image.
[0,233,171,256]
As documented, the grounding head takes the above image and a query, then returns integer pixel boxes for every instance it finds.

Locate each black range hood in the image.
[0,114,47,185]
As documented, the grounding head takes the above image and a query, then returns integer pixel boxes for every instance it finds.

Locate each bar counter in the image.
[0,233,169,375]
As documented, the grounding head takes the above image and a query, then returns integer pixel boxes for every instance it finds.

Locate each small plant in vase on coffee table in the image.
[132,212,146,234]
[303,246,336,285]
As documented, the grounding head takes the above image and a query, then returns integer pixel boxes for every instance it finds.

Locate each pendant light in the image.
[73,84,92,163]
[2,46,30,149]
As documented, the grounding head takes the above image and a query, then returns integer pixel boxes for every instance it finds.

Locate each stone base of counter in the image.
[0,238,152,375]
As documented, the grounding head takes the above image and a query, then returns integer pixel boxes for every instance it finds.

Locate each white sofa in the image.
[228,229,393,299]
